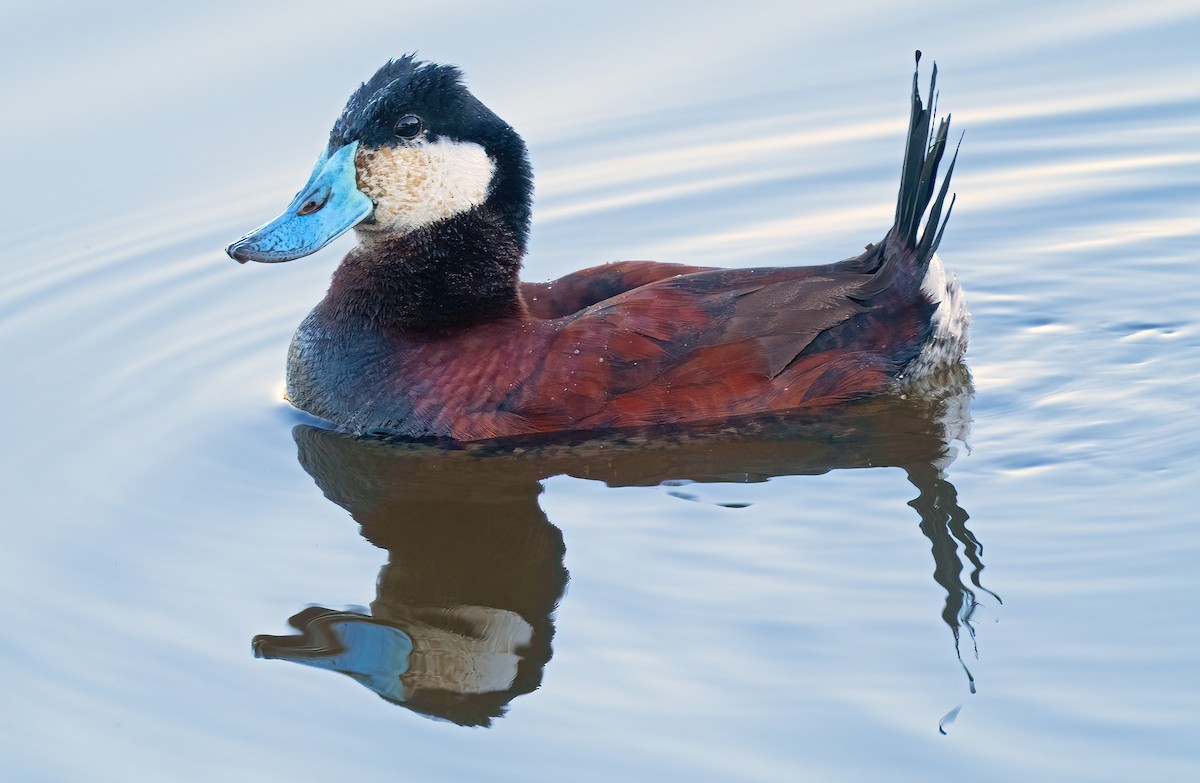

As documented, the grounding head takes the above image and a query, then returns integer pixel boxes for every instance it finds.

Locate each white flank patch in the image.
[900,253,971,384]
[354,138,495,235]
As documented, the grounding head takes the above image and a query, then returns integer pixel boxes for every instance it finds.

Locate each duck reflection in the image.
[253,363,993,725]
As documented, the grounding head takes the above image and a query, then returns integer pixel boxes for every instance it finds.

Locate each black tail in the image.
[894,50,959,267]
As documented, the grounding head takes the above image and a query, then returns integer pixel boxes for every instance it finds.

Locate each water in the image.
[3,1,1199,780]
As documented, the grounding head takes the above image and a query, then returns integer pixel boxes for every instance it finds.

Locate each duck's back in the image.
[501,235,941,437]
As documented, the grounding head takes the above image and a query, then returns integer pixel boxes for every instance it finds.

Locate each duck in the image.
[227,51,966,442]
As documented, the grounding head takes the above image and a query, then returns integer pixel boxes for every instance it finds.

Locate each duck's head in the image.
[227,56,532,263]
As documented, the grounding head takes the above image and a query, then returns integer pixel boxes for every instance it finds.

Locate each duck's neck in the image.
[324,208,527,335]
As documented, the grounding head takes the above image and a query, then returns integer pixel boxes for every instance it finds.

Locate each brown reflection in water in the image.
[253,363,994,725]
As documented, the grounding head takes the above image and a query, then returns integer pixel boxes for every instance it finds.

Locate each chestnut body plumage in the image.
[228,53,966,441]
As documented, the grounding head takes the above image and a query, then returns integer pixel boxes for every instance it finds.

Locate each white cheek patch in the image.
[355,138,495,234]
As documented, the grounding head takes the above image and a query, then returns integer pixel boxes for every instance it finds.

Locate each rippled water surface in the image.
[3,2,1199,781]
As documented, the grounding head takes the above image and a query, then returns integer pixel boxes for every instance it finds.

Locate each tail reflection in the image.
[906,462,1000,693]
[254,363,993,724]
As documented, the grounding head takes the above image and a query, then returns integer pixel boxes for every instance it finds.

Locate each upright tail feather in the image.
[894,50,959,267]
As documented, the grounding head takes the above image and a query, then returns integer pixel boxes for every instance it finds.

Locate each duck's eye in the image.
[394,115,423,139]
